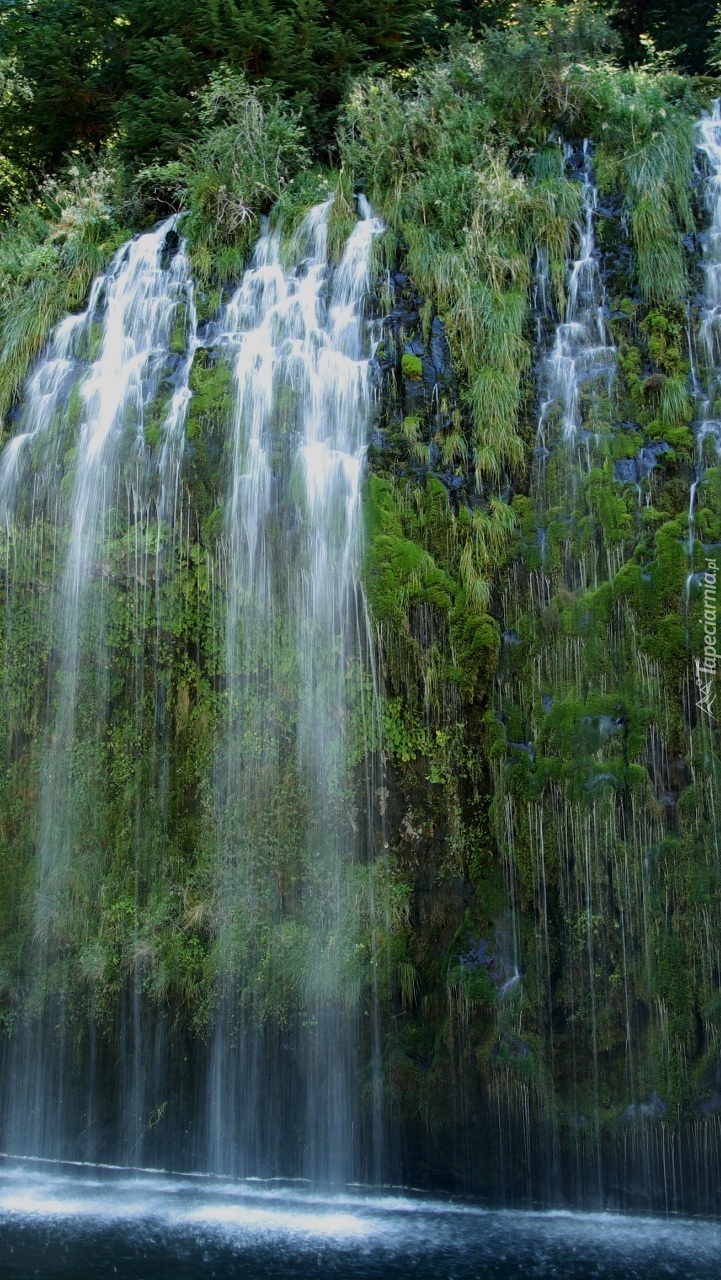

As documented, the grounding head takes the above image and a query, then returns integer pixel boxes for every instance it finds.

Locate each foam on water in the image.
[1,1161,721,1280]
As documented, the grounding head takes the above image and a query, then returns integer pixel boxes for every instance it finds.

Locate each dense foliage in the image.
[0,0,718,203]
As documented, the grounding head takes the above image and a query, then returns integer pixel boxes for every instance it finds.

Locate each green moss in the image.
[169,316,188,356]
[144,421,162,449]
[449,603,500,698]
[646,417,694,453]
[401,353,423,380]
[186,351,233,440]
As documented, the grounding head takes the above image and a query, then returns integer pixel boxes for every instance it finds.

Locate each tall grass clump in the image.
[529,148,584,309]
[573,62,698,304]
[136,69,310,283]
[0,162,127,421]
[341,35,589,486]
[627,119,695,303]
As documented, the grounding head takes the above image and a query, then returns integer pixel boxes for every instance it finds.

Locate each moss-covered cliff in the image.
[0,10,719,1215]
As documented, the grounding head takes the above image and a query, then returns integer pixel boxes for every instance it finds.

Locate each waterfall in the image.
[532,142,617,593]
[537,142,616,451]
[0,218,196,1161]
[0,282,104,526]
[35,219,193,939]
[692,106,721,898]
[209,196,384,1181]
[483,128,721,1214]
[0,193,385,1179]
[694,104,721,547]
[0,138,713,1214]
[495,141,622,1205]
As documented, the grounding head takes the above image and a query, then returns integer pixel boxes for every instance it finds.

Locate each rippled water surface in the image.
[0,1160,719,1279]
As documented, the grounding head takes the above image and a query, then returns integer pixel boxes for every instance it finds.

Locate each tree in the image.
[0,0,717,195]
[605,0,718,73]
[0,1,119,172]
[0,0,435,174]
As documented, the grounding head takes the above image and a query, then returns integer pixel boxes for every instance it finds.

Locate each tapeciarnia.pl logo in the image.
[695,557,719,722]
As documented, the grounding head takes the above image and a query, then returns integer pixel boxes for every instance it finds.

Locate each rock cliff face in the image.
[362,133,721,1212]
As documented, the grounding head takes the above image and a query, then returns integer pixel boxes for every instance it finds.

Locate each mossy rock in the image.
[144,421,162,449]
[187,353,233,439]
[402,353,423,380]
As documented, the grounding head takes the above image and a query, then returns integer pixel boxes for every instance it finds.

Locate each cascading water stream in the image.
[690,103,721,865]
[488,126,721,1214]
[209,196,383,1182]
[696,103,721,430]
[537,143,616,451]
[495,141,621,1204]
[693,105,721,581]
[0,218,197,1161]
[155,240,198,528]
[531,144,616,604]
[0,281,105,528]
[34,219,192,940]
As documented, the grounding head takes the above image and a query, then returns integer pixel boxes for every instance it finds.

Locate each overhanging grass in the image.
[0,178,127,422]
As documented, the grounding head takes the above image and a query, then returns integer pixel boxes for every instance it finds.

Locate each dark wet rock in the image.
[460,938,494,969]
[623,1091,667,1122]
[382,277,455,402]
[638,441,672,475]
[197,321,219,346]
[4,399,25,427]
[373,267,477,497]
[599,715,624,738]
[614,458,639,484]
[615,441,672,485]
[708,1052,721,1091]
[160,227,180,268]
[492,1032,530,1063]
[428,316,456,387]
